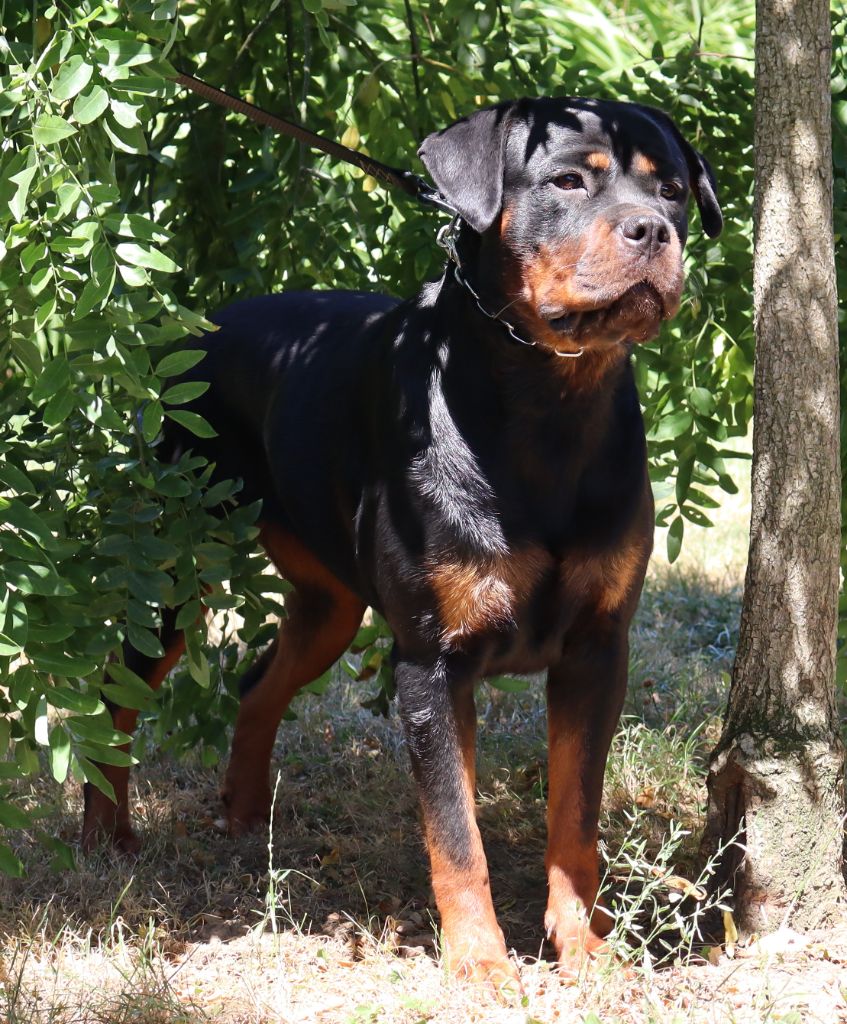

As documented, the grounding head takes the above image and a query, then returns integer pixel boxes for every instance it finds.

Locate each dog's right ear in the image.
[417,102,514,234]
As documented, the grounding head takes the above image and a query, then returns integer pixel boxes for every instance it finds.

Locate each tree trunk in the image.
[702,0,846,933]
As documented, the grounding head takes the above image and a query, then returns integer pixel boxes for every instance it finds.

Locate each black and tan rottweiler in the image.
[82,96,721,986]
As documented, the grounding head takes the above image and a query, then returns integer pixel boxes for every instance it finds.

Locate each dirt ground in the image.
[2,475,847,1023]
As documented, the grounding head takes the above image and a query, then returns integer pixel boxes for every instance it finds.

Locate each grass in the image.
[2,466,847,1022]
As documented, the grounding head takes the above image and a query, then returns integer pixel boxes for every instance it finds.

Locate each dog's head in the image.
[418,98,721,354]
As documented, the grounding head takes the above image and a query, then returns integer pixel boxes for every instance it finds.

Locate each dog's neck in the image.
[438,223,632,395]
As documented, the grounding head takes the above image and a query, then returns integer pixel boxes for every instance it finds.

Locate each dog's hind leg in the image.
[222,523,366,833]
[81,609,186,854]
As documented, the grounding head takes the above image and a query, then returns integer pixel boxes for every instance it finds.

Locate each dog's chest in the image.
[426,531,647,661]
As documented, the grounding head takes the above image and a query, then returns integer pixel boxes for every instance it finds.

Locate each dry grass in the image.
[2,465,847,1023]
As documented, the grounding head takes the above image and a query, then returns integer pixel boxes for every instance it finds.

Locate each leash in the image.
[173,71,457,215]
[173,71,583,359]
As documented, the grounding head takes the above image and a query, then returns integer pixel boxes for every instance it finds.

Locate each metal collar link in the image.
[435,218,584,359]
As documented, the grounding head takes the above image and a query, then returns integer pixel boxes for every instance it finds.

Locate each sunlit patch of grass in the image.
[17,457,845,1023]
[537,0,755,74]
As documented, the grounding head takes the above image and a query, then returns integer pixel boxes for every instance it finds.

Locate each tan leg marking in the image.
[426,685,522,996]
[222,523,365,832]
[82,634,186,854]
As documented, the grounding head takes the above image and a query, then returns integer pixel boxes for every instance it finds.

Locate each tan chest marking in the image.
[561,537,649,616]
[429,548,550,642]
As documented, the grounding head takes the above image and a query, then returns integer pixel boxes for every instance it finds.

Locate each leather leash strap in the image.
[173,71,456,214]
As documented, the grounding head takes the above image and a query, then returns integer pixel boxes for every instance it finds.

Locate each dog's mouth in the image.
[546,282,668,344]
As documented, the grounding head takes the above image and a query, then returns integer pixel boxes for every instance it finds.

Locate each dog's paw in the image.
[81,819,141,857]
[545,902,613,976]
[455,955,524,1002]
[220,782,271,837]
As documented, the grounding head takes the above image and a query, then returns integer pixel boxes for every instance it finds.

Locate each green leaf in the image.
[4,562,76,597]
[75,742,135,767]
[0,462,35,493]
[77,757,116,804]
[72,84,109,124]
[0,498,60,550]
[155,349,205,377]
[105,660,156,694]
[49,725,71,783]
[16,741,39,776]
[127,622,165,659]
[689,386,716,416]
[0,803,30,829]
[33,113,78,145]
[666,516,684,563]
[0,842,25,878]
[46,688,102,714]
[118,262,149,287]
[38,834,76,872]
[34,296,57,331]
[185,628,210,688]
[175,600,202,630]
[165,410,217,438]
[0,593,28,656]
[488,675,531,693]
[30,266,52,295]
[95,35,157,68]
[30,355,71,402]
[43,387,76,428]
[66,715,131,746]
[115,242,179,273]
[51,55,94,102]
[76,271,115,318]
[55,181,82,217]
[111,99,142,128]
[202,592,243,610]
[649,409,693,442]
[302,668,333,695]
[160,381,209,405]
[103,117,148,155]
[29,649,99,678]
[99,683,156,711]
[8,162,37,222]
[20,241,47,273]
[141,400,164,442]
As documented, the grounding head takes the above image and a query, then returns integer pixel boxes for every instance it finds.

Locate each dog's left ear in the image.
[637,105,723,238]
[418,102,514,234]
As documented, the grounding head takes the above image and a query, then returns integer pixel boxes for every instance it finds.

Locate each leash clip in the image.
[408,173,460,216]
[436,216,461,264]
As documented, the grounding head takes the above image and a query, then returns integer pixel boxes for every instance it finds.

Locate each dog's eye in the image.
[660,181,684,200]
[553,173,585,191]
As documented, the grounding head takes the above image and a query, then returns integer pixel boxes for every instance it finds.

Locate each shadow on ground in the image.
[0,567,742,971]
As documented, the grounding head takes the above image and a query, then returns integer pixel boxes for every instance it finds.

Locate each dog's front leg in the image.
[544,620,629,972]
[396,656,519,992]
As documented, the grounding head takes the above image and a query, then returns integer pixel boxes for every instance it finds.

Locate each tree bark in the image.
[702,0,846,933]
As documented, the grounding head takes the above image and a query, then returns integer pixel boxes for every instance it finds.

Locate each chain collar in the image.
[435,218,584,359]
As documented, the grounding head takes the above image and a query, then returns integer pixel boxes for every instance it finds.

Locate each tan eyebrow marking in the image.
[584,152,611,171]
[634,153,658,174]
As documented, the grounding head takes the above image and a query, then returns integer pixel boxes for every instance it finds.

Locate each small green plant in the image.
[263,769,290,936]
[600,809,737,967]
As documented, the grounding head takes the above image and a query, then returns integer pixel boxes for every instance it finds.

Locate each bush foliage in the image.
[0,0,843,872]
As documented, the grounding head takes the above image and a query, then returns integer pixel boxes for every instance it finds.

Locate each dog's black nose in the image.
[619,214,671,258]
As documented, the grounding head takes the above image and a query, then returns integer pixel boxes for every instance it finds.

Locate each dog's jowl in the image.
[82,97,721,986]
